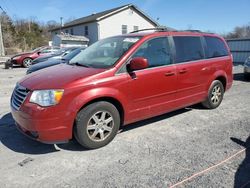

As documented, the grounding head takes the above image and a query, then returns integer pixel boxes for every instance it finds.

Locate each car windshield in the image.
[69,36,141,68]
[31,47,44,53]
[63,48,83,60]
[53,48,67,55]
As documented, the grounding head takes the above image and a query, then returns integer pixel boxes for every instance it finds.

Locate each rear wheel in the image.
[202,80,224,109]
[75,101,120,149]
[22,58,32,68]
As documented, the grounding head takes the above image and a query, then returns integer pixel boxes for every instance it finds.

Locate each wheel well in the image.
[215,76,226,90]
[23,57,33,61]
[78,97,124,127]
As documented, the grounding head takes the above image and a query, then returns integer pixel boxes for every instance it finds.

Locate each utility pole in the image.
[60,17,63,34]
[0,6,5,56]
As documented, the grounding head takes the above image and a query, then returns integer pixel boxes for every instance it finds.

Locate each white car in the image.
[244,56,250,79]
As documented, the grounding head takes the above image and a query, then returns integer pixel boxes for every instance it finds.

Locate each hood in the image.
[27,59,63,74]
[33,54,62,64]
[31,59,63,69]
[19,63,106,90]
[12,52,32,58]
[32,55,53,64]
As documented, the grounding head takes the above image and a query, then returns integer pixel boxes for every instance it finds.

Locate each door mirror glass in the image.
[128,57,149,71]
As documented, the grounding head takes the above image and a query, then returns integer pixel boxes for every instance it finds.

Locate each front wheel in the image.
[22,58,32,68]
[202,80,224,109]
[74,101,120,149]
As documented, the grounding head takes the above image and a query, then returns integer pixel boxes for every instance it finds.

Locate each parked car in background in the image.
[32,47,79,65]
[11,29,233,149]
[244,56,250,79]
[10,46,61,68]
[26,47,86,74]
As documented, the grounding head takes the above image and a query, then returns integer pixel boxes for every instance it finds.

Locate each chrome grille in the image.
[11,84,29,110]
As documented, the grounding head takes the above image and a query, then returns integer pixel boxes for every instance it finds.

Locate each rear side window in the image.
[173,36,204,63]
[132,37,172,68]
[204,36,229,58]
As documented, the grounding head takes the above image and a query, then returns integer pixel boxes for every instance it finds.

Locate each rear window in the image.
[204,36,229,58]
[173,36,204,63]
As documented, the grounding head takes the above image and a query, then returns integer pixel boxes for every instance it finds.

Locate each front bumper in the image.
[11,104,74,144]
[10,59,18,65]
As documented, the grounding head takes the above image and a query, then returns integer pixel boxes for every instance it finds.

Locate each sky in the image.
[0,0,250,34]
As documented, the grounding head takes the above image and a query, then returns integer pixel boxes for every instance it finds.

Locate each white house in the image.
[50,4,159,45]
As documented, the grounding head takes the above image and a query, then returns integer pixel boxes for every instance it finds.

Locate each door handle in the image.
[179,68,188,74]
[165,71,175,76]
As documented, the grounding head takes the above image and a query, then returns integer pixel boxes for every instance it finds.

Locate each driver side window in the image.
[132,37,172,68]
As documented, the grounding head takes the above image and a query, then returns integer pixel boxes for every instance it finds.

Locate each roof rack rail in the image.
[130,27,176,33]
[182,30,202,33]
[181,29,215,34]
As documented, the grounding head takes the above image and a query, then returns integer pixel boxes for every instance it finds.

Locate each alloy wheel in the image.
[87,111,114,142]
[23,59,32,67]
[211,85,222,105]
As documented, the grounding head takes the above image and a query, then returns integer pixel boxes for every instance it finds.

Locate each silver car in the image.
[244,56,250,79]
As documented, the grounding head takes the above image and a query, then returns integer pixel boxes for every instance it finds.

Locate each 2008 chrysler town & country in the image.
[11,29,233,149]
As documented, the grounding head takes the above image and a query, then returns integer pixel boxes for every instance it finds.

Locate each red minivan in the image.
[11,29,233,149]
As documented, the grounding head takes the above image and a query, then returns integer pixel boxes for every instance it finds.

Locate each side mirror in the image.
[128,57,149,71]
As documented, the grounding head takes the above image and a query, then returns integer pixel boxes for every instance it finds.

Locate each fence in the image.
[227,38,250,64]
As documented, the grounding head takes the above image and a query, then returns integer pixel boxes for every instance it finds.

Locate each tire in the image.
[22,58,32,68]
[244,73,250,80]
[202,80,224,109]
[75,101,120,149]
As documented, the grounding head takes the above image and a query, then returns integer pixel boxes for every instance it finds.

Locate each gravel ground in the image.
[0,64,249,188]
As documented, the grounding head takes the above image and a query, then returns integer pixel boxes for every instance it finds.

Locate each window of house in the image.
[65,29,68,33]
[173,36,204,63]
[133,26,139,31]
[204,36,228,58]
[85,26,89,35]
[70,28,74,35]
[122,25,128,34]
[132,37,172,68]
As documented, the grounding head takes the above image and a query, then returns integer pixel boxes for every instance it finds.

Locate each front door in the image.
[126,37,177,123]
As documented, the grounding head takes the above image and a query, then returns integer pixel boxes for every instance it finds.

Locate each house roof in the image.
[56,34,89,42]
[50,4,159,31]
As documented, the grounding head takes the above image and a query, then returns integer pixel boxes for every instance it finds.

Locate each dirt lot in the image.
[0,64,249,188]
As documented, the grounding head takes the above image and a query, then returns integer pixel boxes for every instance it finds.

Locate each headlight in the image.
[30,89,64,107]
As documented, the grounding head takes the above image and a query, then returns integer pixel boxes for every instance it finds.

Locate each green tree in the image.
[1,12,59,54]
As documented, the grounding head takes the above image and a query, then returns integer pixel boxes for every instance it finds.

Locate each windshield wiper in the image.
[71,62,90,68]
